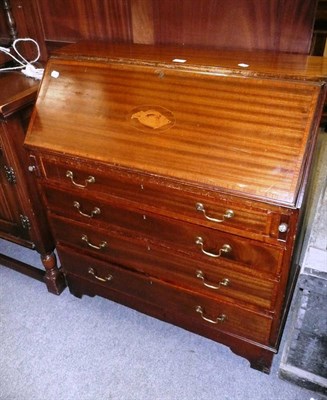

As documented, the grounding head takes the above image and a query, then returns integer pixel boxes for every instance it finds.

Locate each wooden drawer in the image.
[58,244,274,345]
[166,254,278,311]
[51,215,279,311]
[62,239,277,311]
[49,204,284,277]
[44,185,149,234]
[40,156,281,241]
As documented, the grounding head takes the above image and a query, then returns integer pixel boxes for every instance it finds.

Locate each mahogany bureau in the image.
[24,42,327,373]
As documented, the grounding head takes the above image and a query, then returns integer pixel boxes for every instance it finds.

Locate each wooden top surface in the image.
[25,43,327,207]
[53,41,327,82]
[0,72,39,118]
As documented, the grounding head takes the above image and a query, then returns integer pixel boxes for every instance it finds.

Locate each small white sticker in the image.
[172,59,187,63]
[51,70,60,78]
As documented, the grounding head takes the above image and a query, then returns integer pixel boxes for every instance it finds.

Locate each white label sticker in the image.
[172,59,187,63]
[51,70,60,78]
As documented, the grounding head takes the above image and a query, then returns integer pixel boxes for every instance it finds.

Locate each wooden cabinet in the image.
[24,42,327,372]
[0,72,65,294]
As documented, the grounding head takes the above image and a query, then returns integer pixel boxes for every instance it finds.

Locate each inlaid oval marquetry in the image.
[128,105,175,132]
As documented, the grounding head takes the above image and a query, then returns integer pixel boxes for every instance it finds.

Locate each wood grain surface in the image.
[152,0,317,53]
[1,0,318,64]
[34,0,317,53]
[0,72,38,117]
[36,0,132,43]
[25,44,326,205]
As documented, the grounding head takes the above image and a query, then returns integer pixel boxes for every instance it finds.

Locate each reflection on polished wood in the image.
[27,43,327,206]
[2,0,319,63]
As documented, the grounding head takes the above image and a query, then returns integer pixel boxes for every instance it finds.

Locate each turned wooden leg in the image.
[41,252,66,295]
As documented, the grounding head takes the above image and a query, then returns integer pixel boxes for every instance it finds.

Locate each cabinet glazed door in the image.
[0,131,29,241]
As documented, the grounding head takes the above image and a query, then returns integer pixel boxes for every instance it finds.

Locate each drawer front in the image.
[58,244,273,345]
[129,212,283,275]
[169,255,278,311]
[60,245,151,301]
[40,156,278,240]
[44,186,150,235]
[52,216,278,311]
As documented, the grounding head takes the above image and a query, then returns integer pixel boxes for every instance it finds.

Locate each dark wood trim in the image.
[1,0,17,43]
[0,252,45,282]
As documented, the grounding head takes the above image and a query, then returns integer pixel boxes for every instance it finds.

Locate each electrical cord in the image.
[0,37,44,80]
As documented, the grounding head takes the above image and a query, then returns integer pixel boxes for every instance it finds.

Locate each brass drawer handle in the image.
[195,237,232,258]
[73,201,101,218]
[88,267,112,282]
[81,234,108,250]
[196,270,230,290]
[66,170,95,188]
[196,202,234,223]
[195,306,226,324]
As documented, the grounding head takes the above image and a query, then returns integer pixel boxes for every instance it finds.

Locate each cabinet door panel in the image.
[0,142,27,239]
